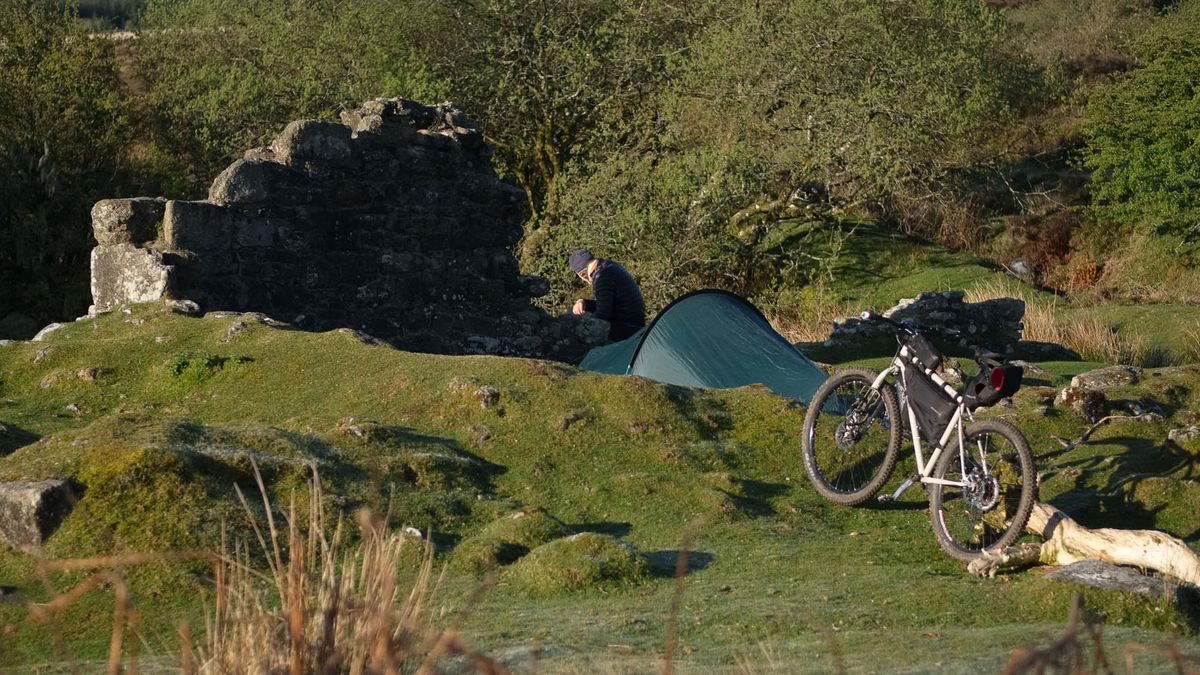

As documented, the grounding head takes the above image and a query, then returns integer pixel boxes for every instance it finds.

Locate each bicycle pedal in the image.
[877,495,894,503]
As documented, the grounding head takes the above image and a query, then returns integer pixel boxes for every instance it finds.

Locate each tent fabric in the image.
[579,289,826,403]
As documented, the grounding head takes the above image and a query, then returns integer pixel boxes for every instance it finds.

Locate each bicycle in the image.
[801,311,1038,561]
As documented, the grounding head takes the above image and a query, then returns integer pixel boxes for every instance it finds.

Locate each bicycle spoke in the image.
[933,423,1034,557]
[803,369,900,505]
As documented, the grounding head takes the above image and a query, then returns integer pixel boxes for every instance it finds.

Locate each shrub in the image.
[0,1,132,335]
[1006,0,1155,75]
[671,0,1046,213]
[530,148,769,313]
[1080,1,1200,261]
[138,0,448,195]
[424,0,697,230]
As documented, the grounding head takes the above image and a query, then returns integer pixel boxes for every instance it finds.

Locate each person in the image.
[568,249,646,341]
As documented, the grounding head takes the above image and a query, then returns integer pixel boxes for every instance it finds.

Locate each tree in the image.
[0,1,131,335]
[532,0,1046,312]
[424,0,700,255]
[138,0,449,195]
[671,0,1045,214]
[1081,0,1200,254]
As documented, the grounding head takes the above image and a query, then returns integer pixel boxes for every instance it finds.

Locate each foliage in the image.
[1005,0,1156,74]
[423,0,699,241]
[531,148,774,312]
[530,0,1049,310]
[137,0,448,195]
[1080,0,1200,257]
[0,1,132,336]
[670,0,1046,212]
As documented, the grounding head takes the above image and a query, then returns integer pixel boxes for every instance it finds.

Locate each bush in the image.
[0,1,132,336]
[1006,0,1155,75]
[423,0,698,232]
[138,0,448,195]
[1080,1,1200,258]
[671,0,1045,212]
[529,148,772,313]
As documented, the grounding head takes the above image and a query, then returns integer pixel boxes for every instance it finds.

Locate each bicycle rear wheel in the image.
[802,368,901,506]
[928,419,1037,561]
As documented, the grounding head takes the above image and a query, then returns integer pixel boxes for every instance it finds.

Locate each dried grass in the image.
[14,460,508,675]
[763,288,853,344]
[1004,594,1199,675]
[199,461,508,674]
[966,278,1181,366]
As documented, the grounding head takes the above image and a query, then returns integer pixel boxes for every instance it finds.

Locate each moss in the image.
[451,507,571,574]
[505,533,649,595]
[0,301,1197,668]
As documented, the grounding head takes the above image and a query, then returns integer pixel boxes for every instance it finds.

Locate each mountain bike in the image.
[801,312,1037,561]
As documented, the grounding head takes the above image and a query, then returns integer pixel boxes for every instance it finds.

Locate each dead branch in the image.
[969,502,1200,587]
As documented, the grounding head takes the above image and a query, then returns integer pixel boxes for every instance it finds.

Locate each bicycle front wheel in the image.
[802,368,901,506]
[928,419,1037,562]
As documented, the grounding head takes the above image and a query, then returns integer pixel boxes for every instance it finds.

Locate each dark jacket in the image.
[582,259,646,341]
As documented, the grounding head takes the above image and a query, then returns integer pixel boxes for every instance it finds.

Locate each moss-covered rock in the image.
[505,532,649,595]
[451,507,571,574]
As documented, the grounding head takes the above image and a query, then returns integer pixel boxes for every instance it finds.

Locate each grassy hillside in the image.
[764,220,1200,368]
[0,303,1198,671]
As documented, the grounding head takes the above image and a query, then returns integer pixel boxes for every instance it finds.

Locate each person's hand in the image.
[572,299,587,316]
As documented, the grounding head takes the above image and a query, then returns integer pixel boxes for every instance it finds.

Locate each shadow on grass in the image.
[1044,432,1198,537]
[571,521,632,538]
[0,422,40,456]
[723,478,790,518]
[858,497,928,512]
[644,549,715,576]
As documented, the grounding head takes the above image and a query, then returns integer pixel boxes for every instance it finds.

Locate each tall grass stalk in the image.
[199,460,508,674]
[966,278,1180,366]
[17,460,506,674]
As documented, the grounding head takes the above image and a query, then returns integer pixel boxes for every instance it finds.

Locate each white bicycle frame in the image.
[872,344,973,491]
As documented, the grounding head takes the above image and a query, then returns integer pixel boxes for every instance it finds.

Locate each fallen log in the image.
[968,502,1200,587]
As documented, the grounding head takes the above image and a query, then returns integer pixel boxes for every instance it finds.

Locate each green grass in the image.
[768,218,1010,310]
[1060,304,1200,360]
[0,303,1197,671]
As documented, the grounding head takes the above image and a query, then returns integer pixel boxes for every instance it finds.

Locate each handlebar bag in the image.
[904,334,942,371]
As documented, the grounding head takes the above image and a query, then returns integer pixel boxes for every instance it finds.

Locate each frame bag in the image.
[900,335,955,446]
[904,367,958,446]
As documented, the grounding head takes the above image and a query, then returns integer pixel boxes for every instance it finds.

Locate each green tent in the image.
[579,289,827,403]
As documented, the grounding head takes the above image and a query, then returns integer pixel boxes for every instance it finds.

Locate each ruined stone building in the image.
[89,98,603,360]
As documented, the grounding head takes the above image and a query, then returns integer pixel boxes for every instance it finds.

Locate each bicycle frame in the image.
[872,346,971,496]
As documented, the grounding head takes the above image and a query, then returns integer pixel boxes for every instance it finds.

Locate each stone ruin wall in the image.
[90,98,605,359]
[819,290,1075,361]
[823,291,1026,353]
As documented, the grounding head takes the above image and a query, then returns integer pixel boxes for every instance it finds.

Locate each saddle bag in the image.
[964,362,1024,410]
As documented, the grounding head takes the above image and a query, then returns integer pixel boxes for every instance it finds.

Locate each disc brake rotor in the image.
[964,471,1000,512]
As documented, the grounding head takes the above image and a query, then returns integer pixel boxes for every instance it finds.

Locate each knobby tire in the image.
[802,368,901,506]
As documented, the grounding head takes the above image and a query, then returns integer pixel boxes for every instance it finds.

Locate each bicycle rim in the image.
[931,422,1035,560]
[804,371,899,504]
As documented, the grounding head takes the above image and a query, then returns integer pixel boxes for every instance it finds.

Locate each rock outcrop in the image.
[822,291,1025,354]
[0,479,75,551]
[89,98,603,360]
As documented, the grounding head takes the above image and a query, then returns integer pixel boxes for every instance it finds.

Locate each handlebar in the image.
[859,311,916,335]
[860,311,1009,365]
